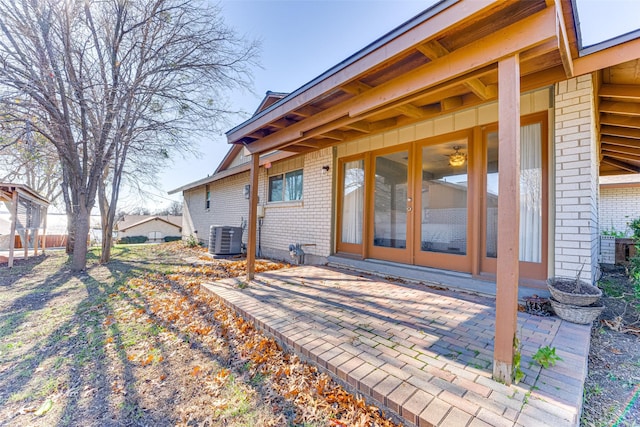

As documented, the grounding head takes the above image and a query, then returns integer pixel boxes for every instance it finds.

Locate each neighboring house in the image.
[116,215,182,242]
[599,175,640,237]
[0,183,49,266]
[170,0,640,379]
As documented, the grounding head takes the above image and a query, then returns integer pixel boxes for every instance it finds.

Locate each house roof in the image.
[169,91,299,195]
[222,0,640,176]
[168,149,295,194]
[0,183,50,206]
[253,91,289,116]
[117,215,182,232]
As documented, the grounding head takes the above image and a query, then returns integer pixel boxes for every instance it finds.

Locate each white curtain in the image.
[341,160,364,244]
[519,123,542,263]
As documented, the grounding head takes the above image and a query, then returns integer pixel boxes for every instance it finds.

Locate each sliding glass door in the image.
[335,113,548,281]
[368,147,412,263]
[482,113,548,279]
[337,157,365,254]
[414,133,471,271]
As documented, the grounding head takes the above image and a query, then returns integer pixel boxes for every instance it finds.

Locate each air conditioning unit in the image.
[209,225,243,255]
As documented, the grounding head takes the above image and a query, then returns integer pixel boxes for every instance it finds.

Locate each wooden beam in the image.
[600,136,640,153]
[600,84,640,101]
[226,0,502,143]
[246,154,259,280]
[241,65,491,154]
[417,39,499,101]
[464,79,497,100]
[344,121,371,133]
[602,144,640,160]
[554,0,574,78]
[600,114,640,128]
[350,8,555,117]
[574,37,640,76]
[394,104,432,118]
[442,96,463,111]
[269,118,298,129]
[368,117,399,132]
[600,101,640,116]
[519,39,559,63]
[243,7,555,155]
[318,130,344,141]
[279,145,313,153]
[601,125,640,140]
[302,116,354,140]
[416,40,449,59]
[341,81,432,120]
[494,54,520,385]
[341,81,373,96]
[292,105,322,118]
[601,157,640,173]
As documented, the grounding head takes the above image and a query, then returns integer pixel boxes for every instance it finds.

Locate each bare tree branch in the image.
[0,0,258,269]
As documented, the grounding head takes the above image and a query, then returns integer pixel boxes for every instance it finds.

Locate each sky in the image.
[125,0,640,212]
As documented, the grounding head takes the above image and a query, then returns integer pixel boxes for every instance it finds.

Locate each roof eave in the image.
[225,0,458,142]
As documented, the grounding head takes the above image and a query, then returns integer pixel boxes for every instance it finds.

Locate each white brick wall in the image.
[554,75,600,282]
[599,186,640,236]
[182,148,334,263]
[259,148,333,262]
[600,235,615,264]
[182,172,250,244]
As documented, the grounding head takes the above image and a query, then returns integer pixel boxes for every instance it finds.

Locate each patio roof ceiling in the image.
[598,59,640,175]
[225,0,640,176]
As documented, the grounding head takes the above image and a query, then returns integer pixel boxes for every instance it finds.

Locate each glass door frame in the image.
[366,144,414,264]
[336,154,367,256]
[412,130,474,272]
[480,111,549,281]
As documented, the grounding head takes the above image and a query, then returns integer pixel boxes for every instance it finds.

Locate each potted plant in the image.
[547,265,604,324]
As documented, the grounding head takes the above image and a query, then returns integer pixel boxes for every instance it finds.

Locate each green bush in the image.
[601,227,626,238]
[117,235,148,244]
[185,234,200,247]
[164,236,181,242]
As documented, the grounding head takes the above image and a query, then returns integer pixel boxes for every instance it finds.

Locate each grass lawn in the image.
[0,243,398,426]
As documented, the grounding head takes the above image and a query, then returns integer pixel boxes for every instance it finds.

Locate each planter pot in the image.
[549,298,604,325]
[547,277,602,306]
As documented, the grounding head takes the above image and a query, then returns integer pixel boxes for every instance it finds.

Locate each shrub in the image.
[164,236,182,242]
[601,227,626,238]
[117,235,148,244]
[185,234,200,248]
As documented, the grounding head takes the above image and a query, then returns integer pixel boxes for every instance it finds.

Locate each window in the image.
[205,185,210,209]
[268,169,303,202]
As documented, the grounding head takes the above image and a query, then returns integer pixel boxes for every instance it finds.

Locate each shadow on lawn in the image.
[0,248,183,425]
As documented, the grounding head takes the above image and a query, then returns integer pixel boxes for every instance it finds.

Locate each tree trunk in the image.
[65,213,75,255]
[98,169,119,264]
[100,222,112,263]
[99,179,114,264]
[70,207,90,271]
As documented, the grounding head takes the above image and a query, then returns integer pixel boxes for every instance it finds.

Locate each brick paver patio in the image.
[201,265,591,427]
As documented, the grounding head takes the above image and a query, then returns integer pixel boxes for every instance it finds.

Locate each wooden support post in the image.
[246,153,260,280]
[8,191,17,268]
[41,212,47,254]
[33,228,39,256]
[23,229,29,260]
[493,54,521,385]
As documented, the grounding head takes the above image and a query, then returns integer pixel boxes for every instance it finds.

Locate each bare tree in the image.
[0,130,63,208]
[0,0,257,270]
[155,201,182,216]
